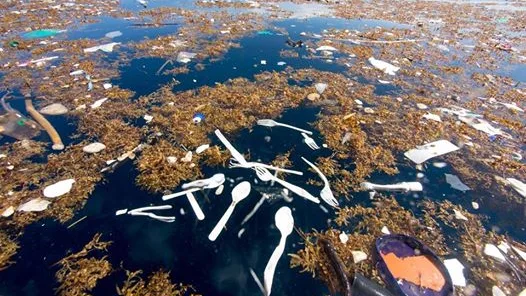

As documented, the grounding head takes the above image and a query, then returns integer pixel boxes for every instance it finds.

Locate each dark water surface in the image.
[0,7,525,296]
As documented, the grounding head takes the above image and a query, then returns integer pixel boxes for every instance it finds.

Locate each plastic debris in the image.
[17,198,51,212]
[103,83,112,90]
[82,142,106,154]
[307,93,320,101]
[506,178,526,198]
[443,259,466,287]
[69,70,84,76]
[416,103,428,110]
[277,61,286,66]
[314,83,327,94]
[115,209,128,216]
[181,151,193,163]
[351,251,367,264]
[23,29,63,39]
[484,244,506,262]
[378,79,391,84]
[472,202,479,209]
[1,206,15,217]
[339,232,349,244]
[459,117,504,137]
[315,45,337,51]
[137,0,148,7]
[43,179,75,198]
[39,103,68,115]
[453,209,468,221]
[176,51,197,63]
[257,119,313,135]
[445,174,470,192]
[381,226,391,234]
[361,181,423,192]
[193,113,205,123]
[260,60,267,65]
[90,98,108,109]
[512,246,526,262]
[368,57,400,75]
[167,156,177,164]
[105,31,122,38]
[195,144,209,154]
[423,113,442,122]
[84,42,121,53]
[404,140,460,164]
[215,184,224,195]
[143,114,153,123]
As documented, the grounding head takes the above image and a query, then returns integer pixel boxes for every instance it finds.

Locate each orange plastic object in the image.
[381,252,446,292]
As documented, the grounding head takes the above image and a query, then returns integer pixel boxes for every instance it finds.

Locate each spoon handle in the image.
[276,123,313,135]
[208,202,236,241]
[162,188,199,200]
[272,177,320,204]
[301,157,329,184]
[215,129,248,165]
[264,235,287,296]
[186,192,205,221]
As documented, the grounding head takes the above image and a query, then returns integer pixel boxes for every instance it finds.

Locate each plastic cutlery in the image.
[257,119,313,135]
[361,181,423,192]
[301,157,338,207]
[128,205,175,223]
[208,181,251,241]
[263,207,294,296]
[301,133,320,150]
[186,192,205,220]
[162,173,225,200]
[254,167,319,204]
[182,173,225,189]
[214,129,248,165]
[229,158,303,176]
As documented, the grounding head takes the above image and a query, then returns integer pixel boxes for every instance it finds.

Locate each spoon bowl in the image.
[275,206,294,236]
[232,181,251,202]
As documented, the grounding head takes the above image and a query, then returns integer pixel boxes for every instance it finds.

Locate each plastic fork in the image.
[301,157,338,207]
[253,166,319,204]
[229,158,303,176]
[257,119,313,135]
[301,133,320,150]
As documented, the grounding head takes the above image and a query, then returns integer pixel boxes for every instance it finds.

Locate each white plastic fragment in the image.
[497,242,510,254]
[459,117,503,137]
[143,114,153,123]
[69,69,84,76]
[472,202,479,209]
[176,51,196,63]
[17,198,51,212]
[512,246,526,262]
[83,42,120,53]
[195,144,209,154]
[90,98,108,109]
[103,83,112,90]
[39,103,68,115]
[445,174,470,192]
[433,162,448,168]
[404,140,460,164]
[260,60,267,65]
[519,288,526,296]
[453,209,468,221]
[181,151,193,162]
[215,184,224,195]
[43,179,75,198]
[368,57,400,75]
[105,31,122,38]
[339,232,349,244]
[314,83,328,94]
[416,103,428,110]
[167,156,177,164]
[496,101,524,112]
[484,244,506,262]
[492,286,506,296]
[361,181,423,192]
[1,206,15,217]
[443,259,466,287]
[115,209,128,216]
[423,113,442,122]
[82,142,106,154]
[277,61,286,66]
[378,79,391,84]
[238,228,245,238]
[506,178,526,198]
[381,226,391,234]
[315,45,337,51]
[351,251,368,263]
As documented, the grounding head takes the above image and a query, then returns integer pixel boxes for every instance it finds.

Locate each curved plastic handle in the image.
[208,202,236,241]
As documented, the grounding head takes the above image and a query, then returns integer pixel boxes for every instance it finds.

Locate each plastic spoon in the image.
[162,174,226,200]
[214,129,248,165]
[257,119,313,135]
[208,181,251,241]
[186,192,205,220]
[264,207,294,296]
[182,173,225,189]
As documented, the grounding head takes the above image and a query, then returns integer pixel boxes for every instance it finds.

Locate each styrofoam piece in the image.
[445,174,471,192]
[43,179,75,198]
[506,178,526,198]
[17,198,51,212]
[404,140,460,164]
[484,244,506,262]
[443,258,466,287]
[368,57,400,75]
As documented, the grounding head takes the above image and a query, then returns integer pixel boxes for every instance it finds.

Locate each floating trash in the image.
[105,31,122,38]
[43,179,75,198]
[17,198,51,212]
[368,57,400,75]
[22,29,63,39]
[39,103,68,115]
[404,140,460,164]
[193,113,205,123]
[83,142,106,154]
[445,174,471,192]
[83,42,121,53]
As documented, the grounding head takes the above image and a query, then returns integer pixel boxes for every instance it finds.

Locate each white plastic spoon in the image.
[263,206,294,296]
[257,119,313,135]
[182,173,225,190]
[208,181,251,241]
[186,191,205,220]
[162,174,226,200]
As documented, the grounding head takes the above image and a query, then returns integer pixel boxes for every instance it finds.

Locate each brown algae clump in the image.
[117,269,198,296]
[0,231,19,271]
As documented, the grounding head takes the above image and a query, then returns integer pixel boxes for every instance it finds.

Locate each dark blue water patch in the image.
[65,16,181,43]
[508,64,526,83]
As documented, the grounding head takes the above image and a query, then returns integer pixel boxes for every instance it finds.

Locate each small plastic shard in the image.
[17,198,51,212]
[339,232,349,244]
[277,61,286,66]
[316,45,337,51]
[472,202,479,209]
[512,246,526,262]
[167,156,177,164]
[423,113,442,122]
[105,31,122,38]
[115,209,128,216]
[83,142,106,154]
[195,144,209,154]
[143,114,153,123]
[215,184,224,195]
[181,151,193,162]
[351,251,367,263]
[459,117,503,137]
[361,181,423,192]
[378,79,391,84]
[416,103,428,110]
[497,242,510,254]
[368,57,400,75]
[69,70,84,76]
[314,83,327,94]
[443,259,466,287]
[176,51,196,63]
[238,228,245,238]
[260,60,267,65]
[445,174,471,192]
[453,209,468,221]
[404,140,460,164]
[1,206,15,217]
[381,226,391,234]
[90,98,108,109]
[43,179,75,198]
[484,244,506,262]
[83,42,120,53]
[39,103,68,115]
[103,83,112,90]
[433,162,448,168]
[506,178,526,197]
